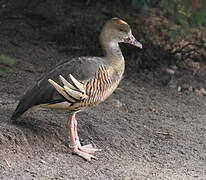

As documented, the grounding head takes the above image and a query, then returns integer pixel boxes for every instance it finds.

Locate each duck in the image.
[11,18,142,161]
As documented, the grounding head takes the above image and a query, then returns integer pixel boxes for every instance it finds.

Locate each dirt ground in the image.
[0,1,206,179]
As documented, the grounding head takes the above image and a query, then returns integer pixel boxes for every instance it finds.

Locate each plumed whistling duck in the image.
[11,18,143,161]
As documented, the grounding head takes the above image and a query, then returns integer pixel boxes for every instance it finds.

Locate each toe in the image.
[71,148,98,161]
[78,144,102,154]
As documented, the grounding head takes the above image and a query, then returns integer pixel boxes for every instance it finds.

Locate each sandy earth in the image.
[0,1,206,179]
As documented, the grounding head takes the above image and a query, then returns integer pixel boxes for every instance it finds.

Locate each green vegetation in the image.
[0,55,15,77]
[131,0,206,40]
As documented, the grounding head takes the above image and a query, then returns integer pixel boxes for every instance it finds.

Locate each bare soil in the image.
[0,1,206,179]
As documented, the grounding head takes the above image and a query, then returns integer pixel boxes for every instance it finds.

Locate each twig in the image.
[4,159,11,167]
[173,42,205,54]
[157,132,173,136]
[173,42,206,61]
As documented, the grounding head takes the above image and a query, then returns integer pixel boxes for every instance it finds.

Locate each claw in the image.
[70,148,98,161]
[79,145,102,154]
[69,143,101,161]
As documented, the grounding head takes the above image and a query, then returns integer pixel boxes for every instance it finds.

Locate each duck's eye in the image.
[119,29,124,32]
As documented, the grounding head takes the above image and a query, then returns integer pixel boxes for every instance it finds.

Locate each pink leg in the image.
[67,113,101,161]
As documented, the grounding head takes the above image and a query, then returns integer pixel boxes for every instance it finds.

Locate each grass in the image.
[0,54,15,77]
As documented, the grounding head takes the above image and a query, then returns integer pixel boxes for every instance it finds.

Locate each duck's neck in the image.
[102,40,125,76]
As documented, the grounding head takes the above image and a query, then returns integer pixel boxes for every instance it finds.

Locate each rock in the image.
[109,99,123,108]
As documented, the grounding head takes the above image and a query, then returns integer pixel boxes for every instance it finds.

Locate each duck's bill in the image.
[124,34,143,49]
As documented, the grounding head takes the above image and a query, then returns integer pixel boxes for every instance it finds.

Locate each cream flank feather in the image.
[48,75,88,102]
[38,75,88,111]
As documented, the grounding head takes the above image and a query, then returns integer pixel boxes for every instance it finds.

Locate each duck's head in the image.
[100,18,142,49]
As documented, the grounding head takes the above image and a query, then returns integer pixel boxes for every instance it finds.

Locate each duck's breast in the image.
[80,64,122,109]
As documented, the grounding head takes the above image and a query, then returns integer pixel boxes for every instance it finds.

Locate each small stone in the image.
[109,99,123,108]
[177,86,181,92]
[199,88,206,96]
[188,86,193,91]
[170,65,178,70]
[194,89,202,96]
[165,68,175,75]
[195,88,206,96]
[39,159,46,164]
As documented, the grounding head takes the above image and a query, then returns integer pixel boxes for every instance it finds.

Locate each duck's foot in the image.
[79,144,102,154]
[69,144,101,161]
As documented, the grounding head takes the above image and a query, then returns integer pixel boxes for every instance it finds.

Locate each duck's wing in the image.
[11,57,107,120]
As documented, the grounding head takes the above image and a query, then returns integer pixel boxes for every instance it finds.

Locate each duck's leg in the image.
[67,113,100,161]
[73,118,81,147]
[73,117,101,154]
